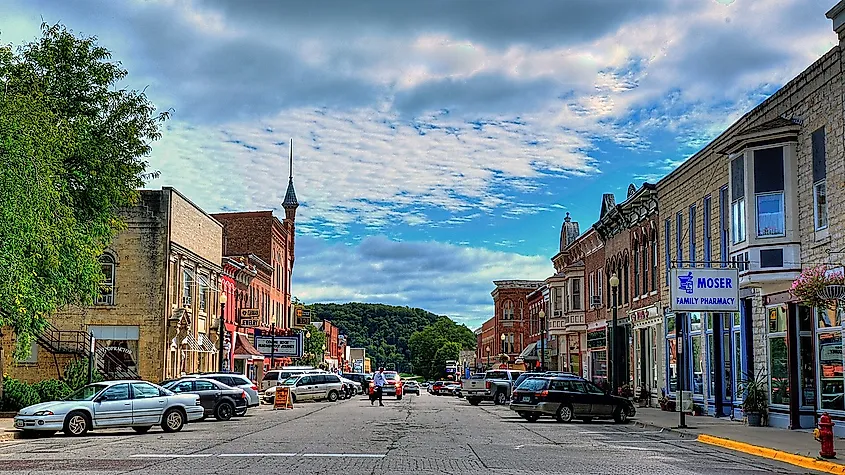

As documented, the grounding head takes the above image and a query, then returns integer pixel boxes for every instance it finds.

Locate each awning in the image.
[199,333,218,353]
[519,342,539,360]
[233,334,264,360]
[174,334,203,352]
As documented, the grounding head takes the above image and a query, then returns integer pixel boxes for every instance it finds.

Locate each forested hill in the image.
[308,302,470,372]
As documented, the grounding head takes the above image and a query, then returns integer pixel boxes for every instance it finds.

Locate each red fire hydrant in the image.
[815,412,837,459]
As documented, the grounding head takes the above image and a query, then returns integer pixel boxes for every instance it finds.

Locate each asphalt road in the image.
[0,391,823,474]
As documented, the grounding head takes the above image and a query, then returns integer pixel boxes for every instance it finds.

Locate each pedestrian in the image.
[371,367,387,406]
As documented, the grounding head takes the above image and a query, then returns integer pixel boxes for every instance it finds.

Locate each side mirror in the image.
[95,395,108,403]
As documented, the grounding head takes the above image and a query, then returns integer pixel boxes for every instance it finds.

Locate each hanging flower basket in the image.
[790,266,845,310]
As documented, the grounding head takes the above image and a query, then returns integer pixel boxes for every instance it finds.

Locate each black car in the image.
[513,371,580,390]
[163,378,248,421]
[509,376,635,423]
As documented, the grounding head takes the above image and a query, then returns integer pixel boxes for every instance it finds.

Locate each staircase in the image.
[35,322,140,380]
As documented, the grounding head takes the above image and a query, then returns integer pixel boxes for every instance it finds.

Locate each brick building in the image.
[491,280,544,367]
[476,318,496,370]
[2,187,224,383]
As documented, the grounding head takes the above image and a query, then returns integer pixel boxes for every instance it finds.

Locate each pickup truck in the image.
[462,370,524,406]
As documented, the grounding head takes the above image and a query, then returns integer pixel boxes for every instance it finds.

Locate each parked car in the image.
[261,367,325,391]
[463,370,524,405]
[162,378,248,421]
[512,371,579,391]
[421,381,432,388]
[13,380,204,437]
[403,381,420,395]
[445,382,462,396]
[339,376,361,398]
[263,373,344,403]
[187,372,260,410]
[429,381,446,395]
[509,376,636,423]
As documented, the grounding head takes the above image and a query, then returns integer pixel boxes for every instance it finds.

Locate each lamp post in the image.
[500,334,507,369]
[321,343,327,368]
[218,293,227,371]
[304,330,311,365]
[485,345,491,369]
[539,309,546,372]
[609,273,620,395]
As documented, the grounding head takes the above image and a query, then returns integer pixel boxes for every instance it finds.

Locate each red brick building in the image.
[594,183,660,395]
[490,280,544,368]
[476,318,497,369]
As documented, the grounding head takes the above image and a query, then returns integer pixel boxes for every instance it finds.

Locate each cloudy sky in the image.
[2,0,837,328]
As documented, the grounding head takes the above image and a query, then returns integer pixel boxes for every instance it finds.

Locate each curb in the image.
[0,431,22,442]
[697,434,845,475]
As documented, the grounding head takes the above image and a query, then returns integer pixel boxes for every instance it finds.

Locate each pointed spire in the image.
[283,138,299,211]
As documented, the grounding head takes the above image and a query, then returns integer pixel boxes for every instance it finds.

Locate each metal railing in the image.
[36,321,139,380]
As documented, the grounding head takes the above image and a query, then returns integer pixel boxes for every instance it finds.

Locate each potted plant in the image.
[739,370,769,427]
[791,265,845,310]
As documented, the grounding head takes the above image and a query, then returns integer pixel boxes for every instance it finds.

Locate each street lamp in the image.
[304,331,311,365]
[485,345,491,369]
[609,272,620,394]
[321,343,327,368]
[218,293,227,371]
[500,334,507,369]
[538,309,546,372]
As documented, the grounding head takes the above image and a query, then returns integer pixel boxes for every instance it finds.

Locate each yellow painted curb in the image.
[698,434,845,474]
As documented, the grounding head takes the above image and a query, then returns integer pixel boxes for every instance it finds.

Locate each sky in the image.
[1,0,838,329]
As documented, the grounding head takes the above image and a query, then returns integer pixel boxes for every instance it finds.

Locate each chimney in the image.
[827,1,845,43]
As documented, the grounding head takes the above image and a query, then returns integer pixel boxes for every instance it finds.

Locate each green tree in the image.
[409,317,476,380]
[433,342,461,377]
[0,23,167,356]
[300,324,327,367]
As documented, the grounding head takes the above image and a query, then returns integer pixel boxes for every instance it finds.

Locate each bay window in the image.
[730,155,746,244]
[753,147,785,238]
[813,127,828,231]
[732,199,746,243]
[756,193,785,237]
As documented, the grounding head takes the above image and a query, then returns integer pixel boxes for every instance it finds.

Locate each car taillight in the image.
[485,381,491,389]
[242,390,247,399]
[250,385,258,391]
[534,390,549,398]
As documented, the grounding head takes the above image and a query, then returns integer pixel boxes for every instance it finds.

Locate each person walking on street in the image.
[371,367,387,406]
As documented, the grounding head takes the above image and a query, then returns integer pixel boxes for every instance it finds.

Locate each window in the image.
[665,219,671,284]
[589,272,595,302]
[102,384,130,401]
[182,268,192,307]
[731,155,747,244]
[676,212,683,265]
[572,279,581,311]
[172,381,194,393]
[817,304,844,411]
[554,287,562,316]
[732,199,746,243]
[754,147,785,238]
[703,196,712,267]
[503,300,514,320]
[198,273,208,312]
[97,254,116,305]
[132,383,161,399]
[689,205,696,264]
[689,313,704,396]
[767,306,789,405]
[642,240,649,294]
[719,186,729,266]
[633,243,640,296]
[597,268,603,302]
[813,127,828,231]
[622,261,629,304]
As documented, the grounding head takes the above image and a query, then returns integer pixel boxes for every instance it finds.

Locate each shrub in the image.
[1,377,40,411]
[63,358,104,390]
[32,379,72,403]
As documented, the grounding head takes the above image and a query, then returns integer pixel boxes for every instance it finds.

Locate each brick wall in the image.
[168,188,222,267]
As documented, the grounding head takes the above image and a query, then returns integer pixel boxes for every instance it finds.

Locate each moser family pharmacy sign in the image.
[669,268,739,312]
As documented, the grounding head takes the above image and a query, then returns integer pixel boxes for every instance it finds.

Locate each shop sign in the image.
[669,268,739,312]
[294,306,311,327]
[240,309,260,327]
[255,335,301,357]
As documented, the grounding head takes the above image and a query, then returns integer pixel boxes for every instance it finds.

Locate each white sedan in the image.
[14,380,205,436]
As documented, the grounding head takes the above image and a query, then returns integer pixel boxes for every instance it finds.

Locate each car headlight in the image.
[33,410,54,416]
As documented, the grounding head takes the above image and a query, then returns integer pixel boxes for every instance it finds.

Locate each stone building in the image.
[652,2,845,433]
[2,187,223,383]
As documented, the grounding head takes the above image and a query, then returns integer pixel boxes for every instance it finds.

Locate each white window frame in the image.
[731,198,746,244]
[756,192,785,238]
[814,180,828,231]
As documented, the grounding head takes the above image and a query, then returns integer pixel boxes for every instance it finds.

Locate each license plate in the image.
[14,420,24,428]
[521,396,530,402]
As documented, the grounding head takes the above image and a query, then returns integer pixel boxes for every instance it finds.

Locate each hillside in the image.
[308,302,474,373]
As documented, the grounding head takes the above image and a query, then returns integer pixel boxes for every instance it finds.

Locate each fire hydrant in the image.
[815,412,836,459]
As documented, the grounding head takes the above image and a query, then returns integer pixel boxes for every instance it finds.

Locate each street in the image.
[0,392,822,474]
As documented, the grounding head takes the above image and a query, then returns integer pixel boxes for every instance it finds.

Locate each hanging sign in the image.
[240,309,260,328]
[669,268,739,312]
[256,335,302,357]
[274,386,293,410]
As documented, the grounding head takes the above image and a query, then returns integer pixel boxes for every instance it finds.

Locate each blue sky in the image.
[2,0,837,328]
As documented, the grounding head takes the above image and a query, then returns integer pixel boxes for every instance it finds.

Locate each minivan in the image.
[260,367,324,391]
[263,373,344,403]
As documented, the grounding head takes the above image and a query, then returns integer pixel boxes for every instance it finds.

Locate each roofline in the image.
[155,187,223,229]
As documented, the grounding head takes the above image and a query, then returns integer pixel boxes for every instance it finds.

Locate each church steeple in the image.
[282,138,299,221]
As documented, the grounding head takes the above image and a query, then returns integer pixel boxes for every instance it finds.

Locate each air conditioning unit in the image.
[590,296,601,308]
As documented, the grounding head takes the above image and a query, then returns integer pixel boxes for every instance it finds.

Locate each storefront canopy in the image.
[519,342,539,361]
[233,334,264,360]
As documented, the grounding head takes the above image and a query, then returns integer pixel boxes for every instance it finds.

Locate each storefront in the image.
[630,305,661,401]
[586,328,607,386]
[90,325,139,376]
[562,333,582,376]
[816,304,844,435]
[233,333,264,382]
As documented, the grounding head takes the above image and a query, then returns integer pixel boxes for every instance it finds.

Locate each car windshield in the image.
[517,379,548,391]
[65,383,110,401]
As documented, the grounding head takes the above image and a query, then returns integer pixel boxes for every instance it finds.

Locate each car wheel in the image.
[556,404,574,423]
[162,408,185,433]
[494,392,507,405]
[467,398,481,406]
[328,390,339,402]
[132,426,153,434]
[613,406,630,424]
[523,413,540,423]
[215,401,234,421]
[63,410,90,437]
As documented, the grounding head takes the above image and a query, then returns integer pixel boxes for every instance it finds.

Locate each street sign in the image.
[669,268,739,312]
[255,335,302,357]
[294,306,311,327]
[240,309,260,327]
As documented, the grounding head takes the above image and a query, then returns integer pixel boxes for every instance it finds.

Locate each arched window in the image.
[503,300,514,320]
[96,254,116,305]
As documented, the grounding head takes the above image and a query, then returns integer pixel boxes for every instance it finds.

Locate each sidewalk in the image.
[0,418,21,442]
[635,408,845,474]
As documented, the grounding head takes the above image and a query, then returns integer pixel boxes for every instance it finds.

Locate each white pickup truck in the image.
[462,369,523,406]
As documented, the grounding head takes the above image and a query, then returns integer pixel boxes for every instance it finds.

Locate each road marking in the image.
[218,453,297,457]
[130,454,213,459]
[302,453,386,458]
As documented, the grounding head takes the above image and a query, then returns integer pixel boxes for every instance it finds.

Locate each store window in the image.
[666,315,677,394]
[732,311,743,403]
[689,313,704,397]
[817,305,844,412]
[768,306,789,406]
[799,306,815,408]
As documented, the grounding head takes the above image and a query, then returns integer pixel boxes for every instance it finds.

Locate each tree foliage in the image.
[299,323,327,367]
[0,23,167,356]
[409,317,476,380]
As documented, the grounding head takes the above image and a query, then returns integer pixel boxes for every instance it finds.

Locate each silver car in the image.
[264,373,344,403]
[187,373,260,410]
[13,380,204,436]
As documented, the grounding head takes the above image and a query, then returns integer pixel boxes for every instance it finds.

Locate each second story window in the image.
[651,238,658,290]
[703,196,712,266]
[664,219,671,284]
[731,156,747,244]
[96,254,116,306]
[503,300,514,320]
[633,243,640,297]
[198,274,208,313]
[572,279,581,310]
[813,127,828,231]
[182,269,192,308]
[754,147,785,238]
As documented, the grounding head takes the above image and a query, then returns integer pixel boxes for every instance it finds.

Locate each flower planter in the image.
[747,412,763,427]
